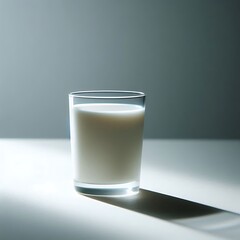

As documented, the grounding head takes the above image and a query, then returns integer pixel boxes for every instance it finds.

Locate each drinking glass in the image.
[69,90,145,197]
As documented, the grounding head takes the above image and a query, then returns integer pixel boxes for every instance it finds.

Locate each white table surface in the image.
[1,139,240,240]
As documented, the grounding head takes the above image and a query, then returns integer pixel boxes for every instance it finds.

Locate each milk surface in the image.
[70,103,145,184]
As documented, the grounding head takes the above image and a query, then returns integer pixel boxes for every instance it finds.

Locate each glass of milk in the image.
[69,90,145,197]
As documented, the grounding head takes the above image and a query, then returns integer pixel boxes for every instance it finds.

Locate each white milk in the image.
[70,103,145,184]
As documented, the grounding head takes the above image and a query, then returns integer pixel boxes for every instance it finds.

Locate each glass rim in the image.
[69,90,145,99]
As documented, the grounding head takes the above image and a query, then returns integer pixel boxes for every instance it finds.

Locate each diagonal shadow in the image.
[88,188,221,220]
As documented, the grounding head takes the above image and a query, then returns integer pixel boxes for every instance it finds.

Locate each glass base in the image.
[74,180,139,197]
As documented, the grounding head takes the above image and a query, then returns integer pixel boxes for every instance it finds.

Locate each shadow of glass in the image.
[89,188,221,220]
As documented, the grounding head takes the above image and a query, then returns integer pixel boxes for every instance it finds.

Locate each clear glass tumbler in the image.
[69,90,145,197]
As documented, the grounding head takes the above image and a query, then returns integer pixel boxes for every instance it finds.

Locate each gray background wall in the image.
[0,0,239,138]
